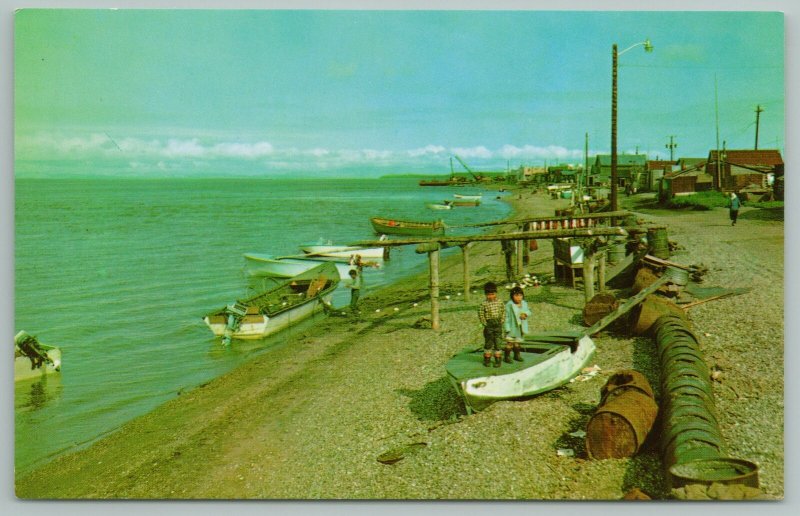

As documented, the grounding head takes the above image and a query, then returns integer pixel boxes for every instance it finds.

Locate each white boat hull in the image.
[244,254,354,279]
[204,292,334,340]
[448,334,596,413]
[426,203,452,210]
[299,245,385,261]
[453,194,482,200]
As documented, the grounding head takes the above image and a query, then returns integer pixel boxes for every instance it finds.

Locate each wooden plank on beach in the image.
[583,274,671,336]
[351,227,629,248]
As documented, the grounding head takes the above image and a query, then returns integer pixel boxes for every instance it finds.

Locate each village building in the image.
[588,154,647,190]
[546,164,582,184]
[644,160,676,192]
[704,149,784,192]
[516,165,547,184]
[658,160,714,200]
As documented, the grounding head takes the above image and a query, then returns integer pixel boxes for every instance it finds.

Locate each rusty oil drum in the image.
[586,370,658,459]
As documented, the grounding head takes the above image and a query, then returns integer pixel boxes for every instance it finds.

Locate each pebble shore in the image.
[15,188,784,500]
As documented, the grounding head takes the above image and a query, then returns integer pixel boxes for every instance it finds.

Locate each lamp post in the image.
[611,39,653,212]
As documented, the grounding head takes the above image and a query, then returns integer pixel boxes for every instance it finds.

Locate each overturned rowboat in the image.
[445,331,596,413]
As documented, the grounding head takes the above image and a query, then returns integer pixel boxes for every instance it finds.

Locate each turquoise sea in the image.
[14,176,511,475]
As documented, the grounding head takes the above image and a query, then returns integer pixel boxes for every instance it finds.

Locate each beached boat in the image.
[453,193,482,200]
[370,217,446,237]
[204,262,339,343]
[243,253,355,280]
[419,179,454,187]
[15,331,62,382]
[426,202,452,210]
[445,331,596,413]
[299,244,386,261]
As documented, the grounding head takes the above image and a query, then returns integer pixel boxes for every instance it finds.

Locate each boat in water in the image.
[453,193,482,200]
[450,199,481,207]
[426,202,452,210]
[370,217,446,237]
[445,331,596,413]
[299,242,386,261]
[243,253,356,280]
[204,262,340,344]
[15,331,62,382]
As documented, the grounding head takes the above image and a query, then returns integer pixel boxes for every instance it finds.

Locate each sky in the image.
[13,8,785,177]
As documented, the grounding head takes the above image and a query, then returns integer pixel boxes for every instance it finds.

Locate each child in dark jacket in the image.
[478,281,506,367]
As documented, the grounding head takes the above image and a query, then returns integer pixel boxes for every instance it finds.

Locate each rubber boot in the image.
[493,352,502,368]
[513,343,523,362]
[483,353,492,367]
[503,345,513,364]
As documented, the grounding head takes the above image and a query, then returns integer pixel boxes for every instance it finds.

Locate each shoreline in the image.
[15,187,784,500]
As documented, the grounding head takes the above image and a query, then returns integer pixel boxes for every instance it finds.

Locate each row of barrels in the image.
[583,305,759,489]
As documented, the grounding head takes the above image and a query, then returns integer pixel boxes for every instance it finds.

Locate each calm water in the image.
[14,176,510,474]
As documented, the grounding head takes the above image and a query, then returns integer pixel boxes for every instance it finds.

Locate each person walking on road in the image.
[728,192,742,226]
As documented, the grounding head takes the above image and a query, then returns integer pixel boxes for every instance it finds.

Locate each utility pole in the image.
[754,105,764,150]
[584,132,589,194]
[714,74,721,190]
[665,136,677,161]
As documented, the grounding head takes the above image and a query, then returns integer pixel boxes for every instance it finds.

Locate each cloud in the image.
[450,146,492,159]
[16,131,589,176]
[407,145,446,157]
[498,144,584,160]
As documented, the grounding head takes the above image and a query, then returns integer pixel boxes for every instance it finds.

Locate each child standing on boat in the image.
[503,286,531,363]
[478,282,506,368]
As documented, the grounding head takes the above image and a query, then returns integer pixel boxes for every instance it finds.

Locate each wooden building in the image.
[705,149,784,191]
[589,154,647,189]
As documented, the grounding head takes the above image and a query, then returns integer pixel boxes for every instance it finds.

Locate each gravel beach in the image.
[15,187,784,500]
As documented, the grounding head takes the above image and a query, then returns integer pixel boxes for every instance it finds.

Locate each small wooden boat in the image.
[370,217,445,237]
[426,202,452,210]
[419,179,454,187]
[15,331,62,382]
[243,253,356,280]
[204,262,339,343]
[445,331,596,413]
[453,193,482,200]
[450,199,481,207]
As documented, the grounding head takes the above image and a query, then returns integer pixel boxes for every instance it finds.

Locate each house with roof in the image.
[645,160,676,192]
[546,164,582,184]
[516,165,547,184]
[658,160,714,200]
[704,149,784,191]
[589,154,647,189]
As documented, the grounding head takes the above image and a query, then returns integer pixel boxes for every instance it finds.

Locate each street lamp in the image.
[611,39,653,212]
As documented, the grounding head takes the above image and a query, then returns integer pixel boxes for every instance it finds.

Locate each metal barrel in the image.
[652,315,760,489]
[608,236,628,264]
[630,295,687,336]
[648,227,670,259]
[586,370,658,459]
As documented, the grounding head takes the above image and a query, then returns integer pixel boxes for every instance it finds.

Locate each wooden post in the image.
[429,247,440,331]
[522,222,531,265]
[598,251,606,292]
[515,238,524,277]
[583,251,596,302]
[461,243,472,302]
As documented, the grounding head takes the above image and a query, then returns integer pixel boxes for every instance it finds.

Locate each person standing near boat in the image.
[728,192,742,226]
[503,286,530,363]
[478,282,506,368]
[346,267,363,315]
